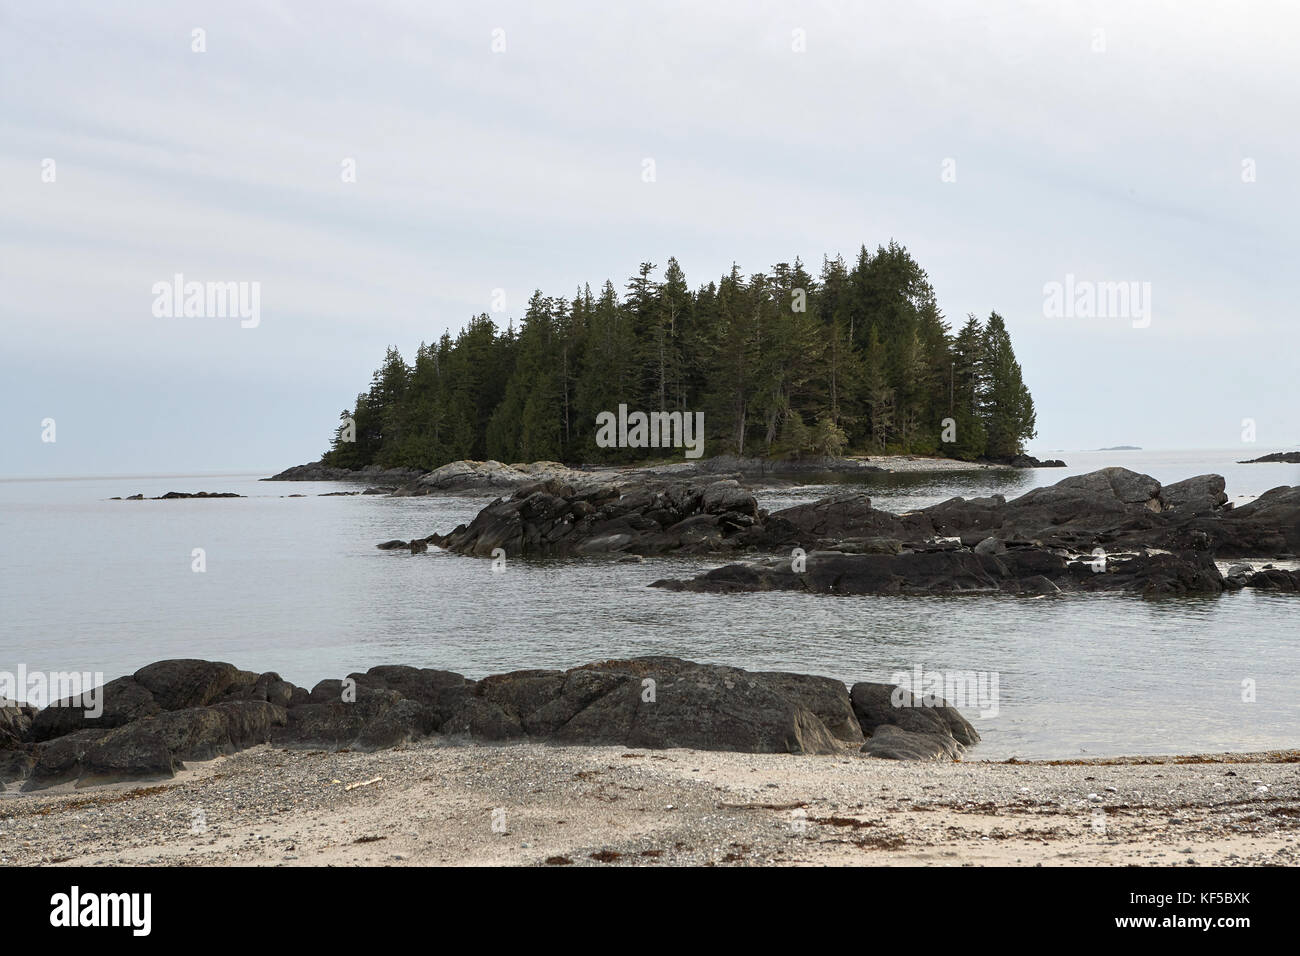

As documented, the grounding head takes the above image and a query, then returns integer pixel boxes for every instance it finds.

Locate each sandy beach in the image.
[4,742,1296,867]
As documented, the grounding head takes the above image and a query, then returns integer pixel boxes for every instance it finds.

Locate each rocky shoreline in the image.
[405,466,1299,597]
[1239,451,1300,464]
[265,452,1064,495]
[1,657,981,792]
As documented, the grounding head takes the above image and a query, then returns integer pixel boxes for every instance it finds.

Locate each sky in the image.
[2,0,1297,477]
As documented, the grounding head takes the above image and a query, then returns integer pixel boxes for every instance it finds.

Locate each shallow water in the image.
[2,448,1297,759]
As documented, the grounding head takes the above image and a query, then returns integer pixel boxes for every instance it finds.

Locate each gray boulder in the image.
[133,659,242,711]
[1161,474,1228,513]
[28,676,160,741]
[861,724,965,760]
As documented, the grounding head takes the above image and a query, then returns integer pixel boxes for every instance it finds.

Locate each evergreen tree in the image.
[316,246,1039,471]
[979,312,1037,458]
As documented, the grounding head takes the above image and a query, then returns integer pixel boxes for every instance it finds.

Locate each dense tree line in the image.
[319,242,1037,470]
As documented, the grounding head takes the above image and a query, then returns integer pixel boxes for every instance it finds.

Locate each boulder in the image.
[850,682,979,746]
[1161,475,1228,513]
[27,730,109,788]
[133,659,242,711]
[1245,569,1300,590]
[28,676,160,741]
[83,726,178,783]
[860,724,964,760]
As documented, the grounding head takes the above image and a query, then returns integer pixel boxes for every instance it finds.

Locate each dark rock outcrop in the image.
[428,479,766,558]
[421,466,1295,561]
[651,546,1229,597]
[2,656,982,789]
[410,467,1299,596]
[264,461,426,482]
[1239,451,1300,464]
[851,683,979,759]
[112,491,244,500]
[978,454,1067,468]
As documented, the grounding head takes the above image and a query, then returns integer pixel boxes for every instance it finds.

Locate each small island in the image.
[1239,451,1300,464]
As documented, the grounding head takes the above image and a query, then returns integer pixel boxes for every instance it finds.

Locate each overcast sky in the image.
[3,0,1297,477]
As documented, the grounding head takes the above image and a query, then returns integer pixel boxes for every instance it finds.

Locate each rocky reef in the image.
[408,467,1299,597]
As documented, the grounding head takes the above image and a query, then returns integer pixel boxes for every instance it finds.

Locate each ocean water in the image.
[2,448,1297,760]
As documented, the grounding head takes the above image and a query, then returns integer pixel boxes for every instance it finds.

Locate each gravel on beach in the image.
[2,742,1297,867]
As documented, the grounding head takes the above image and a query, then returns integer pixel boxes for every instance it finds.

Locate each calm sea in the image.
[2,448,1297,759]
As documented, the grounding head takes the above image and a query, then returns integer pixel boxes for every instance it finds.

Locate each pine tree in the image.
[979,312,1037,458]
[317,246,1038,470]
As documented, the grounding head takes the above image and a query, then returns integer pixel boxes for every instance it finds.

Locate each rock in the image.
[1019,574,1063,595]
[428,479,761,558]
[700,480,758,516]
[1,698,33,745]
[1245,569,1300,590]
[832,537,905,554]
[153,491,243,499]
[438,696,526,741]
[27,730,108,788]
[139,707,232,760]
[265,461,425,482]
[355,699,437,749]
[17,655,998,785]
[979,454,1067,468]
[850,682,979,747]
[416,459,582,492]
[548,659,843,755]
[1208,485,1300,556]
[766,493,895,541]
[861,724,964,760]
[83,726,178,783]
[752,672,864,744]
[653,550,1013,595]
[409,539,428,554]
[421,466,1300,566]
[350,666,474,726]
[134,660,242,711]
[28,676,161,741]
[1161,475,1228,513]
[1238,451,1300,464]
[376,540,408,550]
[211,701,287,749]
[0,749,36,787]
[278,699,391,748]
